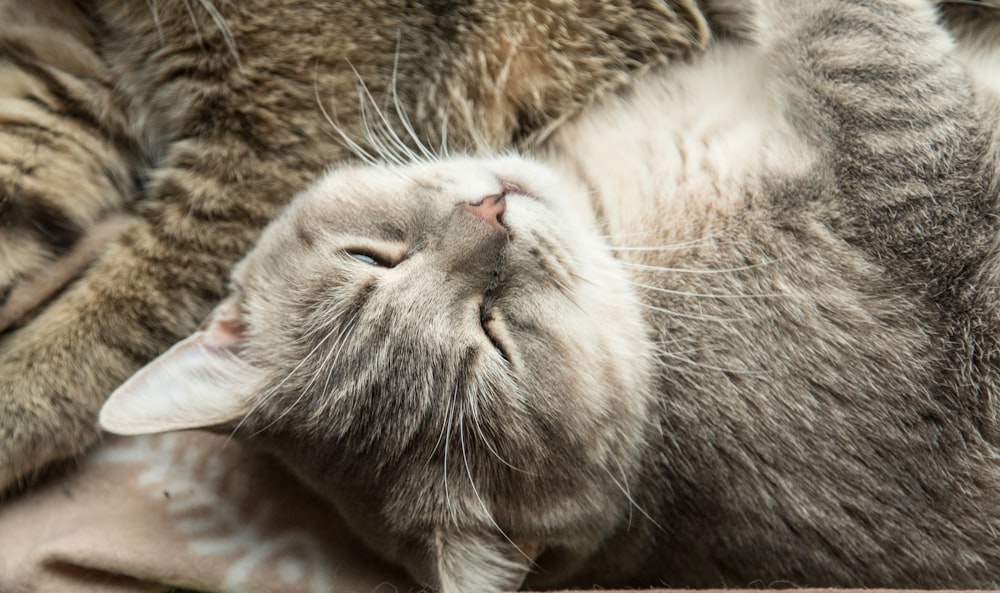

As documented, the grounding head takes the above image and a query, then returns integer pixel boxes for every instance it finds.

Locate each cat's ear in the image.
[99,297,261,435]
[430,526,538,593]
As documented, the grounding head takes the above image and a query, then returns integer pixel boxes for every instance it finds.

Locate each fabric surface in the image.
[0,435,966,593]
[0,432,413,593]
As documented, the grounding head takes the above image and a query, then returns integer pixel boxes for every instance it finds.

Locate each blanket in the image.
[0,433,956,593]
[0,432,413,593]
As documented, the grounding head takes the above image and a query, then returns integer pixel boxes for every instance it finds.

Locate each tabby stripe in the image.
[0,180,81,255]
[0,42,135,156]
[815,4,921,44]
[0,158,37,177]
[154,172,273,228]
[0,119,63,150]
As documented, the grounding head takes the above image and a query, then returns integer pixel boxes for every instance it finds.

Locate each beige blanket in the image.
[0,433,961,593]
[0,432,413,593]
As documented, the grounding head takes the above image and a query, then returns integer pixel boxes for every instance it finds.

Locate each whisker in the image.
[390,32,438,162]
[440,105,451,157]
[180,0,203,47]
[940,0,1000,7]
[347,60,421,166]
[467,384,527,474]
[430,382,458,462]
[620,259,783,276]
[195,0,242,71]
[637,301,749,324]
[357,88,404,167]
[458,409,536,566]
[310,314,367,416]
[313,62,379,166]
[227,331,335,441]
[601,459,666,535]
[234,309,359,440]
[144,0,165,42]
[629,280,785,301]
[653,347,767,376]
[442,382,458,522]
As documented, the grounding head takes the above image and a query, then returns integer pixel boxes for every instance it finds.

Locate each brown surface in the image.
[0,432,413,593]
[0,433,975,592]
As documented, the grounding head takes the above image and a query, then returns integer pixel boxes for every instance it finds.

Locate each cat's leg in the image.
[0,0,142,335]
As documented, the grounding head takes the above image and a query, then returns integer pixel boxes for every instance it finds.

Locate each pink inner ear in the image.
[211,316,247,352]
[201,298,248,352]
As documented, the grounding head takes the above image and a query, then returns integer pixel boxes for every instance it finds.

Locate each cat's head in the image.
[100,155,655,592]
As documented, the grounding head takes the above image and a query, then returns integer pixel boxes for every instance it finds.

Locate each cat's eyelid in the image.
[341,237,410,267]
[345,248,397,268]
[348,252,382,266]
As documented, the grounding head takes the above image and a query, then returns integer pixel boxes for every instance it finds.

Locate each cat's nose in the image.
[464,193,506,231]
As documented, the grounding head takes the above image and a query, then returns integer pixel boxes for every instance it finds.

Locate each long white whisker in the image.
[313,62,378,165]
[459,409,535,565]
[468,385,526,473]
[347,60,420,165]
[620,259,782,276]
[440,106,451,157]
[305,309,374,423]
[602,459,666,535]
[390,32,437,162]
[637,301,748,324]
[442,383,458,522]
[654,347,767,376]
[357,89,404,166]
[228,331,328,439]
[144,0,165,43]
[180,0,203,47]
[239,310,359,440]
[629,280,784,301]
[431,382,456,461]
[195,0,242,71]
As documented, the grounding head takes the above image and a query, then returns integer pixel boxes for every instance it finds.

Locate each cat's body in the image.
[0,0,709,492]
[101,0,1000,590]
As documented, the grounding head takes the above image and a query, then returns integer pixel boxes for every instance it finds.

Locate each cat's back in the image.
[91,0,709,160]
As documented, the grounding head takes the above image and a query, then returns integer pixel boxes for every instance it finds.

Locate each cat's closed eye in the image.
[347,249,396,268]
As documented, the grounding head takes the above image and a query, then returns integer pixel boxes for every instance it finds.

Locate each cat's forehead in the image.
[313,160,504,207]
[289,160,514,237]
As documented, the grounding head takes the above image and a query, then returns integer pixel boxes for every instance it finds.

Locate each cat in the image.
[99,0,1000,590]
[0,0,711,494]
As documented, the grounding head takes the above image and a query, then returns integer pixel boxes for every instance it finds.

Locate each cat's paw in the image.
[0,360,103,497]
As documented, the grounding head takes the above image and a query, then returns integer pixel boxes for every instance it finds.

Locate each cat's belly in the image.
[543,43,819,246]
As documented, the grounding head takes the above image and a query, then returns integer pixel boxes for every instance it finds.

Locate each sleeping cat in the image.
[100,0,1000,590]
[0,0,710,494]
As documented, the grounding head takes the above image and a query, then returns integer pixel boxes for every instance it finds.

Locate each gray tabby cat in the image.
[101,0,1000,590]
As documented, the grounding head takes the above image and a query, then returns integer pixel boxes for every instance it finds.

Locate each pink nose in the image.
[464,193,507,231]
